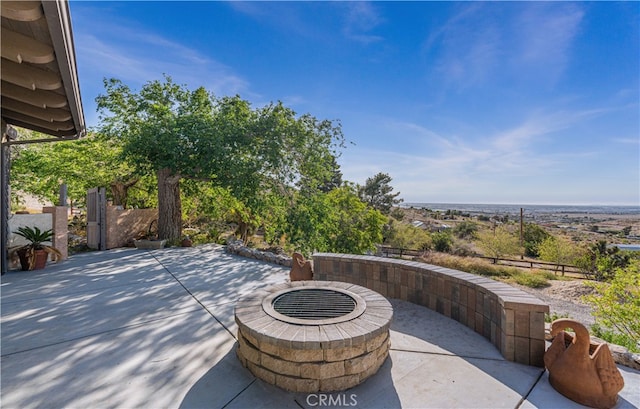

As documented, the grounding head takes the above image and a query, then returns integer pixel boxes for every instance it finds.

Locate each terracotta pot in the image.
[17,248,48,271]
[33,249,48,270]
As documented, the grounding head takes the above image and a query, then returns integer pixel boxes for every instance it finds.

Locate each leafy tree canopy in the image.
[476,226,521,259]
[9,130,138,207]
[96,76,345,241]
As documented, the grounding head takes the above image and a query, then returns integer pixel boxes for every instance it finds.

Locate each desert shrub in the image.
[512,272,550,288]
[419,253,515,278]
[545,312,570,323]
[583,262,640,351]
[576,240,631,281]
[432,231,453,253]
[453,221,478,239]
[476,226,521,259]
[385,221,432,251]
[538,235,583,273]
[450,241,476,257]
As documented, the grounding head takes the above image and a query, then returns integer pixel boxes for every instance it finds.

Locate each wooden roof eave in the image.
[1,0,85,141]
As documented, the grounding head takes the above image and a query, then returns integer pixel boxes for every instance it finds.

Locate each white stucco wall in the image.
[8,213,53,248]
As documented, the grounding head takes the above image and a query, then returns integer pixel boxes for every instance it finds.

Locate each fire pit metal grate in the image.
[272,288,356,319]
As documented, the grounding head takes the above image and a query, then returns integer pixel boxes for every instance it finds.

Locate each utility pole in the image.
[520,207,524,260]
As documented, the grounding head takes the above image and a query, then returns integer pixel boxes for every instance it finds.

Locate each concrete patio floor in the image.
[1,245,639,409]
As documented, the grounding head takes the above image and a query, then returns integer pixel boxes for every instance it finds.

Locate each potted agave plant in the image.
[11,226,62,271]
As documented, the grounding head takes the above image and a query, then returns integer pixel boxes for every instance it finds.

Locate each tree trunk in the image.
[110,177,138,208]
[157,168,182,242]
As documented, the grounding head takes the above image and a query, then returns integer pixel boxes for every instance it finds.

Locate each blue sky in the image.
[69,1,639,206]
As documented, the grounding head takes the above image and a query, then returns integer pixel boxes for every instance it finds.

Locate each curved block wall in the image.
[312,253,549,367]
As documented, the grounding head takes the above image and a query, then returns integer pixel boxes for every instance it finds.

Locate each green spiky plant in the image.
[11,226,62,270]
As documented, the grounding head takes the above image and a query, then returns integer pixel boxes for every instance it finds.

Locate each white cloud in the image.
[74,15,252,100]
[613,137,640,145]
[424,3,585,90]
[340,2,384,44]
[512,4,584,71]
[338,108,618,203]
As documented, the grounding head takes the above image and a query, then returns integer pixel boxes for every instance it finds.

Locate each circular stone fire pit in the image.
[235,281,393,393]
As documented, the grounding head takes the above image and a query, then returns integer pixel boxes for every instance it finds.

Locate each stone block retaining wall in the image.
[312,253,550,367]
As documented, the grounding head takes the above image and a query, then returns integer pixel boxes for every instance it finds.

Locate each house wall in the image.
[8,213,52,248]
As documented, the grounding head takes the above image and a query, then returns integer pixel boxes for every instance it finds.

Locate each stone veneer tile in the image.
[475,290,484,313]
[275,374,319,393]
[483,294,491,318]
[319,374,361,392]
[339,322,367,345]
[320,325,347,349]
[514,336,530,365]
[261,353,300,377]
[483,317,491,339]
[277,347,323,363]
[275,325,301,349]
[350,318,380,340]
[247,361,276,385]
[365,332,388,353]
[345,350,377,375]
[459,304,467,326]
[324,343,366,362]
[238,334,261,365]
[475,312,484,335]
[437,277,445,298]
[466,306,476,330]
[443,299,452,318]
[529,311,546,340]
[239,327,260,349]
[490,321,497,344]
[467,288,476,311]
[261,321,289,340]
[300,361,345,379]
[515,310,530,338]
[502,334,515,361]
[400,285,408,301]
[504,309,515,336]
[529,339,545,367]
[460,285,468,307]
[301,326,322,350]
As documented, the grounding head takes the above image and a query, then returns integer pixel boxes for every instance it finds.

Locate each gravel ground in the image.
[514,280,597,326]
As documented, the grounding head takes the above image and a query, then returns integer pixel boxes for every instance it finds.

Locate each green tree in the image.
[385,221,432,251]
[583,262,640,350]
[10,131,138,208]
[282,185,386,256]
[357,172,403,214]
[432,231,453,253]
[97,77,216,241]
[523,223,550,257]
[96,76,344,242]
[476,226,521,259]
[576,240,631,281]
[538,235,583,273]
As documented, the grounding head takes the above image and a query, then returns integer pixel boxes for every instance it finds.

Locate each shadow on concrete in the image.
[0,246,292,408]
